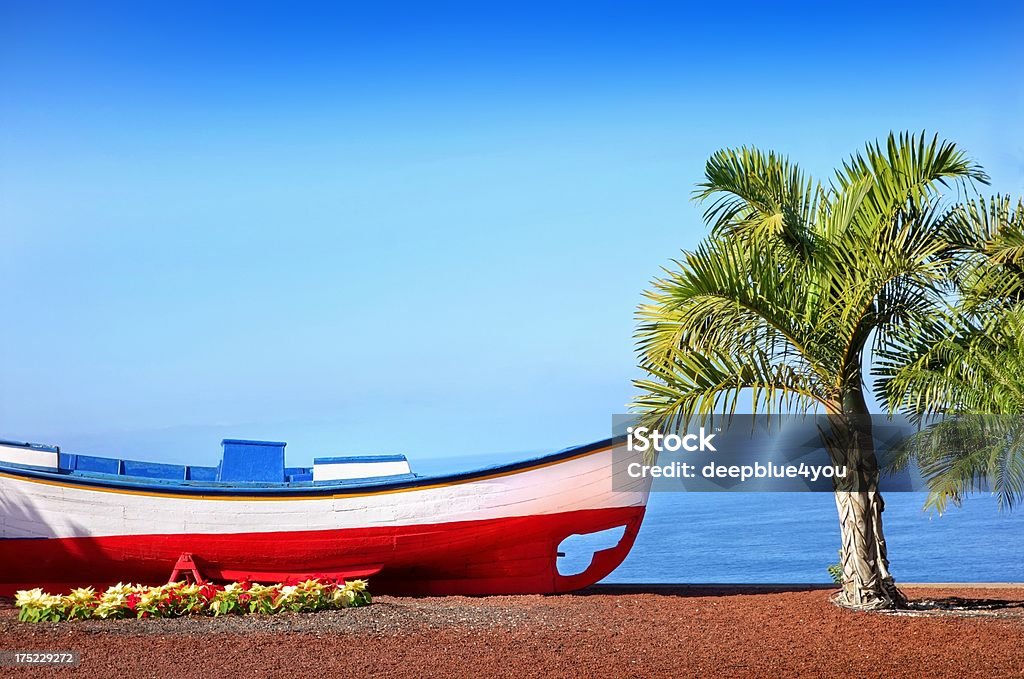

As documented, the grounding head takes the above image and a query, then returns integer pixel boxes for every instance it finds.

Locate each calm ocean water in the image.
[418,453,1024,584]
[609,492,1024,583]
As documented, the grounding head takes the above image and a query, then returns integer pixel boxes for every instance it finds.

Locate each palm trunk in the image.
[832,490,903,608]
[825,388,906,610]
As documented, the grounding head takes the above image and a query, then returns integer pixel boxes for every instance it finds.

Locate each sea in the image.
[416,453,1024,584]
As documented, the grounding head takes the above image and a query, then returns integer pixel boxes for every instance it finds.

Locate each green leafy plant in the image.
[878,197,1024,513]
[15,578,371,623]
[828,551,843,585]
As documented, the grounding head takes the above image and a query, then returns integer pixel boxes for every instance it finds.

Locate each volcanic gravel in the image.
[2,586,1022,678]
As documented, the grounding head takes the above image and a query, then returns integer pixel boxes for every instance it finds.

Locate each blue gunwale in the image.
[0,438,615,498]
[314,454,408,464]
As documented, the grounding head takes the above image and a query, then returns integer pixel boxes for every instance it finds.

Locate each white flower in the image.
[15,588,46,609]
[67,587,96,604]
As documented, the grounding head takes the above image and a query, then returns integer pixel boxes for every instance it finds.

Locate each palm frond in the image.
[694,147,822,259]
[635,132,984,436]
[896,416,1024,513]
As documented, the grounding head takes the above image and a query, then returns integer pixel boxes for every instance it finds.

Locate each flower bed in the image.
[15,578,371,622]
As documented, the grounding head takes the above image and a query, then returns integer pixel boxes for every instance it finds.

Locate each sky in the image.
[1,1,1022,467]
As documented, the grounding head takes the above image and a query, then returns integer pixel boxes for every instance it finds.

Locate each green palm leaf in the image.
[878,197,1024,512]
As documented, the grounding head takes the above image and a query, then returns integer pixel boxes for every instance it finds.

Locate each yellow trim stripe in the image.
[0,443,616,502]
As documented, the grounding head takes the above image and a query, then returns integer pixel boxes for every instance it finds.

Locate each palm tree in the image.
[877,196,1024,512]
[634,133,986,610]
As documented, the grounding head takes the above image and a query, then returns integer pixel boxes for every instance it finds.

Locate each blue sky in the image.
[1,1,1022,466]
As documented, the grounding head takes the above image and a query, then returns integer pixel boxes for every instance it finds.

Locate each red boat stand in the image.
[168,553,206,585]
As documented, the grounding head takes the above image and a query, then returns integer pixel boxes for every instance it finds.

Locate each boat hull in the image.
[0,440,649,595]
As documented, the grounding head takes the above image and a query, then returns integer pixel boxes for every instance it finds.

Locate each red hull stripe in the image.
[0,505,646,596]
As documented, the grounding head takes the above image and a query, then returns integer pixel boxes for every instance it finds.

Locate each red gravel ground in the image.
[2,586,1022,678]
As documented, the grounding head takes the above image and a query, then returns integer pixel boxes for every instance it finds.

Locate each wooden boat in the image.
[0,437,649,596]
